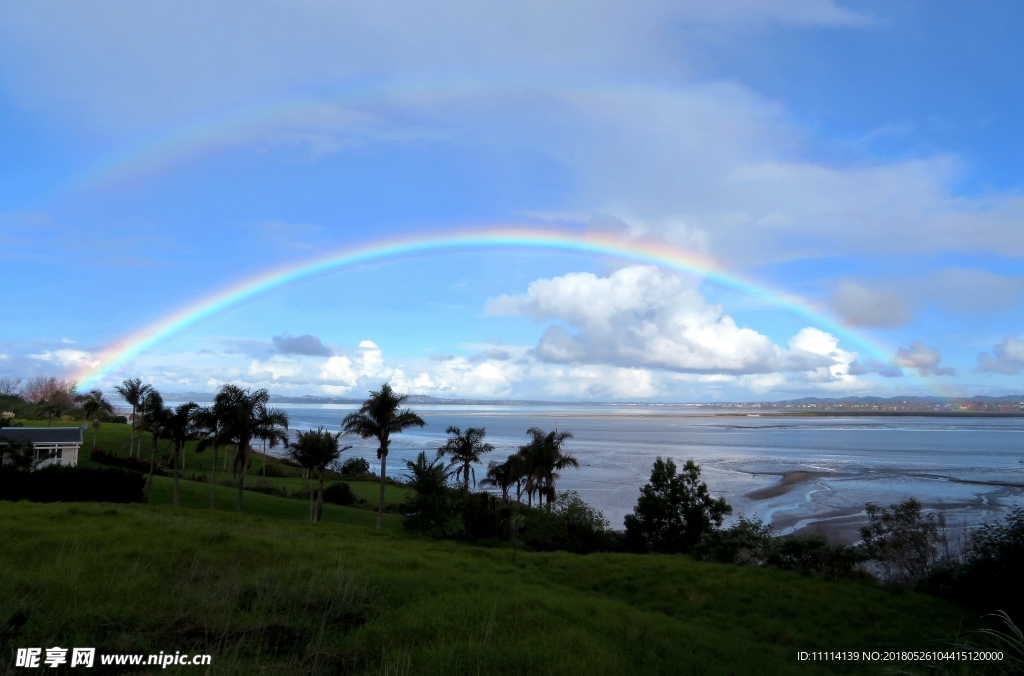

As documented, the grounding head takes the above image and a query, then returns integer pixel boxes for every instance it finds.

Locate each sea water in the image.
[268,403,1024,540]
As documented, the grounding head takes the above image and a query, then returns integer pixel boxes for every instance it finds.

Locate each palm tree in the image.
[480,458,515,504]
[138,389,167,504]
[342,383,425,530]
[289,427,351,522]
[114,378,152,459]
[77,389,114,449]
[214,385,289,513]
[437,426,494,495]
[520,427,579,510]
[402,450,457,537]
[194,404,226,510]
[162,402,200,508]
[254,406,290,475]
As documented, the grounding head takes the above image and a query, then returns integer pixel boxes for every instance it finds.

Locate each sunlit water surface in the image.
[244,403,1024,539]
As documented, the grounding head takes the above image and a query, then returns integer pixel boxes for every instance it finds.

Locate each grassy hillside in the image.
[15,420,413,507]
[1,482,976,676]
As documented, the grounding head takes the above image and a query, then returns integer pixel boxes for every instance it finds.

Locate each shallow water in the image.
[270,403,1024,538]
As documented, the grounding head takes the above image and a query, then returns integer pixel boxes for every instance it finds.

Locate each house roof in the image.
[0,427,84,444]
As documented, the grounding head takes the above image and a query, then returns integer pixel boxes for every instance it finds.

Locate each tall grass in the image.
[2,497,977,675]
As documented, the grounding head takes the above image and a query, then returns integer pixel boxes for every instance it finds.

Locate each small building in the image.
[0,427,84,468]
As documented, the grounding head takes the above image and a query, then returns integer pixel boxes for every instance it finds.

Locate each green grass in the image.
[16,420,412,507]
[1,491,976,675]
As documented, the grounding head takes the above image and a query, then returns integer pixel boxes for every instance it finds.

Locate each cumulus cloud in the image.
[272,333,332,357]
[976,336,1024,375]
[488,265,836,375]
[894,341,955,376]
[830,281,912,328]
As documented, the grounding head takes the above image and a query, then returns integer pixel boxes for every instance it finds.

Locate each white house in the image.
[0,427,84,468]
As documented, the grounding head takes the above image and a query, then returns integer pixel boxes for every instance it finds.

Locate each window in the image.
[56,449,63,459]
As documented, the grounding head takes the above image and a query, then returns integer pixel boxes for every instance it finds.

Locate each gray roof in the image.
[0,427,83,444]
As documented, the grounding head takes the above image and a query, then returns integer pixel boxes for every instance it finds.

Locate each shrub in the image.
[922,507,1024,619]
[91,450,167,476]
[323,482,357,506]
[261,462,288,478]
[767,535,867,578]
[861,498,947,586]
[694,516,774,565]
[517,492,618,554]
[459,492,511,540]
[246,478,285,497]
[340,457,371,476]
[623,457,731,554]
[0,466,144,503]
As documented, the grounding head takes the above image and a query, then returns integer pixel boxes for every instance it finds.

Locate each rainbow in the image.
[73,226,898,388]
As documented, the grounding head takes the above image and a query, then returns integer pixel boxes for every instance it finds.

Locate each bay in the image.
[268,403,1024,541]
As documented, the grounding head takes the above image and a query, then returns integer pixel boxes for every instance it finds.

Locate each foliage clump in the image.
[623,457,731,554]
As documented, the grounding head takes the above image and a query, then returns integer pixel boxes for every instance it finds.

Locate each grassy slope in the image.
[19,420,413,506]
[2,485,974,676]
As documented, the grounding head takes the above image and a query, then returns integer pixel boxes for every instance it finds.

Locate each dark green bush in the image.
[0,466,144,503]
[694,517,866,578]
[519,491,619,554]
[91,449,166,476]
[322,482,357,506]
[624,457,731,554]
[921,507,1024,620]
[460,492,511,540]
[340,457,371,476]
[694,516,774,565]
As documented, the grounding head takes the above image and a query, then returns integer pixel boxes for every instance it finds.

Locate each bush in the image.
[623,457,731,554]
[767,535,867,578]
[0,466,144,503]
[922,507,1024,620]
[460,492,511,540]
[694,516,774,565]
[694,517,866,578]
[323,482,357,506]
[261,462,288,478]
[91,450,167,476]
[861,498,946,586]
[340,457,371,476]
[519,492,619,554]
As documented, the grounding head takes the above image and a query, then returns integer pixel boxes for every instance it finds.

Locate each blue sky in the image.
[1,0,1023,401]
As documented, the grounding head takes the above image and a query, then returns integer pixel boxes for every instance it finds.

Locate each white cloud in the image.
[977,336,1024,375]
[488,265,834,374]
[29,349,98,369]
[894,341,956,377]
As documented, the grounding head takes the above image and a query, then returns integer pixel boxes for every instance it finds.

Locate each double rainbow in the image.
[73,227,895,388]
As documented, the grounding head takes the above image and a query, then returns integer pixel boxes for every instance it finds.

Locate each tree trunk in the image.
[309,480,315,522]
[92,425,98,450]
[172,444,180,507]
[317,472,324,522]
[376,448,387,531]
[236,445,246,513]
[210,445,218,510]
[145,432,157,503]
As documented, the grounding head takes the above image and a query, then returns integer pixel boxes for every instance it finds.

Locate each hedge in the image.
[0,465,145,503]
